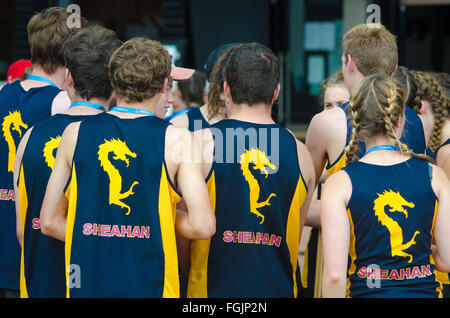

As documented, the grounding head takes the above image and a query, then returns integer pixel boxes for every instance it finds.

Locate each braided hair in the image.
[345,74,434,165]
[412,71,449,153]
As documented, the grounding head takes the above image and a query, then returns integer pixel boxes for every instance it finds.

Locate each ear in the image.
[346,54,355,73]
[272,83,281,104]
[223,81,232,104]
[395,111,405,129]
[65,68,73,88]
[160,77,169,94]
[391,65,399,77]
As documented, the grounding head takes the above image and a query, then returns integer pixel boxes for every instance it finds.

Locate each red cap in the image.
[7,59,32,83]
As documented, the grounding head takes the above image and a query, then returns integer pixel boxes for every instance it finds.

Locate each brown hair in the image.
[342,24,398,76]
[412,71,449,152]
[27,7,88,74]
[109,38,171,103]
[345,74,434,165]
[177,71,206,107]
[207,45,240,120]
[393,66,422,113]
[63,25,122,100]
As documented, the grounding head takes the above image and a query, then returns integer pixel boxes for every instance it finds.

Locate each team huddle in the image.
[0,7,449,299]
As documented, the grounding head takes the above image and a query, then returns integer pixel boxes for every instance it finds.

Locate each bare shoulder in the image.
[170,113,189,129]
[323,169,352,200]
[308,107,347,138]
[51,90,71,115]
[431,163,450,198]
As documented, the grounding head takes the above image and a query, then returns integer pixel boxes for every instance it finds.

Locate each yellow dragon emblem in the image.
[2,111,28,172]
[43,136,61,169]
[239,148,276,224]
[98,138,139,215]
[373,190,420,263]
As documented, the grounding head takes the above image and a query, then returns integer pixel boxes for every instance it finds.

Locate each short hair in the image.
[27,7,89,74]
[63,25,122,100]
[343,23,398,76]
[177,71,206,106]
[224,42,280,106]
[109,38,171,103]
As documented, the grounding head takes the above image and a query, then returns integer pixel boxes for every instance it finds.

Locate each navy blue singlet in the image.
[0,81,60,290]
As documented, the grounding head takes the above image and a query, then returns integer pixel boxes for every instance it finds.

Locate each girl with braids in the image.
[413,71,450,297]
[413,71,450,177]
[321,74,450,298]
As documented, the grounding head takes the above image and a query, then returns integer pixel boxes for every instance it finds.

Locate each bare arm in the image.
[166,126,215,240]
[296,140,316,240]
[431,164,450,272]
[13,127,33,247]
[321,171,352,298]
[305,114,330,188]
[40,122,80,241]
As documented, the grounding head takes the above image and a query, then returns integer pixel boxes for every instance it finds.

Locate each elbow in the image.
[40,215,54,237]
[193,216,216,240]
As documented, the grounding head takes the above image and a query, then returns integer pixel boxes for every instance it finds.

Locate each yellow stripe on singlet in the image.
[187,171,216,298]
[346,208,357,298]
[430,200,446,297]
[158,163,181,298]
[65,164,78,298]
[18,164,29,298]
[286,177,308,297]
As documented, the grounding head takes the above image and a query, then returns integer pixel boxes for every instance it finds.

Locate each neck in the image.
[228,102,275,124]
[172,104,187,113]
[363,135,397,151]
[113,96,160,117]
[66,95,110,115]
[418,112,434,148]
[347,72,365,95]
[30,65,66,89]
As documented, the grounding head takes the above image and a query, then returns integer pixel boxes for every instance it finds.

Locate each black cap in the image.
[203,43,240,80]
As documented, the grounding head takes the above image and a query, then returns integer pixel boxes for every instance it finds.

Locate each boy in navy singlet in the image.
[188,43,315,298]
[40,38,215,297]
[14,25,122,298]
[0,7,87,296]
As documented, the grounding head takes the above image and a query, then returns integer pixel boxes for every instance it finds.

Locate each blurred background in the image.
[0,0,449,135]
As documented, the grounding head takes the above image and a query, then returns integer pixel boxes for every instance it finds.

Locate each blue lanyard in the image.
[69,101,106,111]
[364,145,399,156]
[110,106,155,117]
[27,75,58,87]
[165,107,189,121]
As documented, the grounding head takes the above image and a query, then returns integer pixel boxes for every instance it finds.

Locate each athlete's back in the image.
[188,119,308,297]
[18,114,87,297]
[343,157,442,297]
[0,81,61,291]
[67,113,181,297]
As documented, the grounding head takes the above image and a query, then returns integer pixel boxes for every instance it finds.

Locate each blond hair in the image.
[109,38,171,103]
[342,24,398,76]
[413,71,450,152]
[345,74,433,165]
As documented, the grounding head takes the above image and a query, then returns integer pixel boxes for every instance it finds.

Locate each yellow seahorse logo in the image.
[43,136,61,169]
[2,111,28,172]
[239,148,277,224]
[373,190,420,263]
[98,138,139,215]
